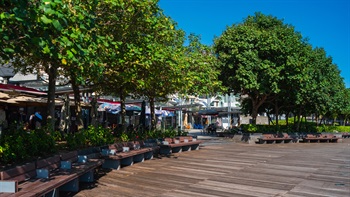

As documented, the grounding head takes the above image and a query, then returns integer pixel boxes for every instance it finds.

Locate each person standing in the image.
[34,112,42,129]
[29,113,35,130]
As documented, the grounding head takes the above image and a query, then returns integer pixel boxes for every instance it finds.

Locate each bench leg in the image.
[43,188,59,197]
[121,157,134,166]
[171,147,182,153]
[191,144,200,150]
[102,159,121,170]
[133,154,145,163]
[160,147,172,155]
[182,145,191,152]
[144,151,154,160]
[79,170,95,183]
[59,178,79,192]
[258,139,266,144]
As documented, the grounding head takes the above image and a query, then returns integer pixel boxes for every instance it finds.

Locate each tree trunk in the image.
[46,63,57,132]
[266,112,274,125]
[275,104,279,126]
[296,107,302,132]
[59,94,71,134]
[275,105,280,133]
[120,89,126,132]
[344,115,348,126]
[90,97,98,127]
[71,77,83,131]
[250,94,267,125]
[149,97,156,130]
[251,106,258,125]
[286,112,289,126]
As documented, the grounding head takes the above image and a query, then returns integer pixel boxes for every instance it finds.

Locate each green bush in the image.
[163,129,177,138]
[239,122,350,134]
[66,126,115,150]
[241,124,258,133]
[240,123,316,134]
[139,129,178,140]
[316,125,350,133]
[84,125,114,146]
[0,125,57,164]
[120,133,129,142]
[66,132,87,150]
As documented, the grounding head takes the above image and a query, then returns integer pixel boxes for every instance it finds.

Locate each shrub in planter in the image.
[0,125,57,164]
[120,133,129,142]
[241,124,258,133]
[66,132,87,150]
[163,129,177,138]
[66,126,115,150]
[84,125,114,146]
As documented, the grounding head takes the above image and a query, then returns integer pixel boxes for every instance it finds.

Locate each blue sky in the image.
[158,0,350,88]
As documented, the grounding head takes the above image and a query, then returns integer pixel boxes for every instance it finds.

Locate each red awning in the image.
[0,84,47,96]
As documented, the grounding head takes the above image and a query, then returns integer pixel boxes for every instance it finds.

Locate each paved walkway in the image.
[71,137,350,197]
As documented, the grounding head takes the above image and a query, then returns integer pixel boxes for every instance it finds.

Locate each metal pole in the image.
[207,96,211,125]
[178,97,183,130]
[228,93,232,129]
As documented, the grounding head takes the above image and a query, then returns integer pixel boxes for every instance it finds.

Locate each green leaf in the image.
[40,15,52,24]
[66,50,74,59]
[15,17,23,22]
[0,13,7,19]
[4,48,14,53]
[42,45,50,54]
[44,8,56,15]
[39,39,46,47]
[52,20,62,31]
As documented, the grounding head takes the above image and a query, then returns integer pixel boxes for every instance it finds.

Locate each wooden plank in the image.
[36,138,350,196]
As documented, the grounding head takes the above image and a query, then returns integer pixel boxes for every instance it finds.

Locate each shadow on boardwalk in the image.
[68,137,350,197]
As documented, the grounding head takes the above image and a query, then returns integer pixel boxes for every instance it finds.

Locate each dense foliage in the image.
[240,123,350,134]
[214,13,348,129]
[0,125,57,164]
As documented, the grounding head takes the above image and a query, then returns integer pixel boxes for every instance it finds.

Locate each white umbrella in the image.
[0,92,10,99]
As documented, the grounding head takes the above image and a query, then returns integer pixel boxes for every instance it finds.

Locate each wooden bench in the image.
[159,136,202,155]
[60,150,104,183]
[0,151,103,196]
[342,133,350,138]
[257,134,293,144]
[302,133,341,143]
[100,141,155,170]
[139,140,160,158]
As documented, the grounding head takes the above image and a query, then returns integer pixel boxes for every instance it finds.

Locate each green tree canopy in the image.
[214,12,305,124]
[181,34,224,97]
[1,0,99,129]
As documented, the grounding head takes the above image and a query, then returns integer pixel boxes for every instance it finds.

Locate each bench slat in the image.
[36,155,60,170]
[0,163,36,182]
[1,150,103,196]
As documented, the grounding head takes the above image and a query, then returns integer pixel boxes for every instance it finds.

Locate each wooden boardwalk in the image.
[71,138,350,197]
